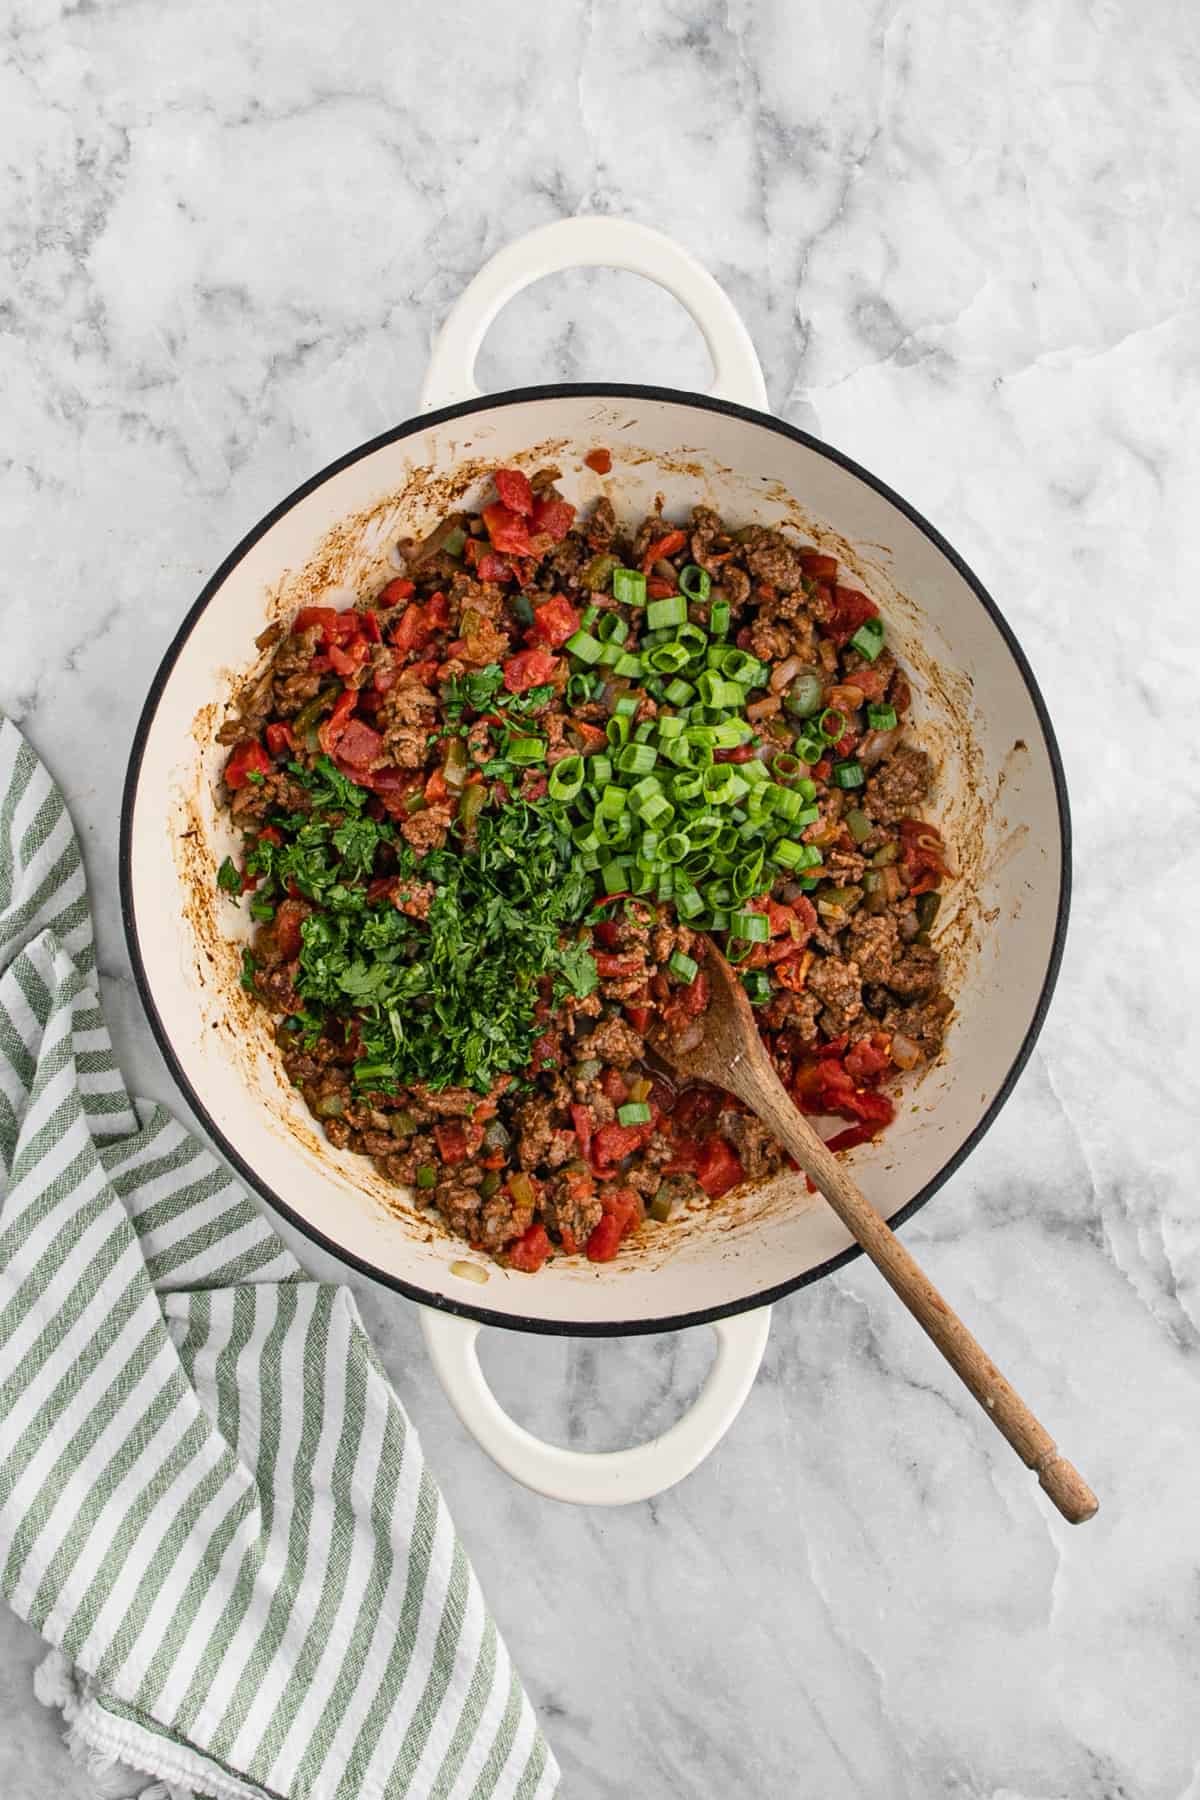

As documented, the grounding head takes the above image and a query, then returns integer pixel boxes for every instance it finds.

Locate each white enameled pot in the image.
[121,218,1069,1507]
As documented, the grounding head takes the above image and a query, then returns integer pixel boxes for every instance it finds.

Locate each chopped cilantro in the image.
[217,856,242,897]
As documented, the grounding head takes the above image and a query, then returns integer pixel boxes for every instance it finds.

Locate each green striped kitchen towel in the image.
[0,713,558,1800]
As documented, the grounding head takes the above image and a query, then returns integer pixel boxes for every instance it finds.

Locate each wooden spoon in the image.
[653,938,1098,1524]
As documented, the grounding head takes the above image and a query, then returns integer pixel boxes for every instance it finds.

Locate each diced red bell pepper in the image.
[494,467,534,516]
[329,636,369,678]
[503,648,559,692]
[529,593,581,649]
[585,1213,623,1262]
[641,529,687,572]
[378,578,415,607]
[624,1003,652,1034]
[434,1122,469,1165]
[273,898,307,961]
[584,447,612,474]
[424,767,449,805]
[265,722,296,757]
[529,493,576,542]
[509,1223,552,1273]
[224,738,273,790]
[335,718,383,769]
[828,585,880,648]
[797,549,839,581]
[483,503,535,557]
[294,606,361,647]
[318,690,357,755]
[593,951,642,979]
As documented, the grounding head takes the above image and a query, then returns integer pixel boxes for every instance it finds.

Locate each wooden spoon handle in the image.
[746,1079,1098,1524]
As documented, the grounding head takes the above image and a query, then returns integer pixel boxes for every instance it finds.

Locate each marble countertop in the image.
[3,2,1198,1795]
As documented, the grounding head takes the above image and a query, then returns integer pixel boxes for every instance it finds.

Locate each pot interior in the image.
[124,389,1065,1331]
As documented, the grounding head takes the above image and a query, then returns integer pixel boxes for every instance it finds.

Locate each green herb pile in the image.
[230,756,597,1093]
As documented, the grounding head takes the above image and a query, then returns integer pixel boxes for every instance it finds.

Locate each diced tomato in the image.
[503,648,559,692]
[295,606,360,647]
[599,1068,629,1106]
[585,1214,623,1262]
[570,720,609,753]
[424,767,449,805]
[899,817,948,896]
[845,1033,891,1082]
[713,744,755,763]
[406,659,440,686]
[797,549,839,581]
[593,919,620,949]
[813,758,832,781]
[224,738,273,790]
[846,662,889,701]
[530,1030,559,1071]
[601,1186,643,1236]
[624,1003,652,1033]
[847,1088,895,1126]
[475,552,512,582]
[529,494,576,542]
[824,1122,883,1154]
[318,690,357,755]
[774,957,811,993]
[593,952,642,979]
[570,1103,593,1157]
[671,1086,722,1134]
[425,591,450,629]
[273,898,307,961]
[529,593,581,649]
[592,1122,653,1167]
[378,578,415,607]
[694,1137,744,1198]
[584,447,612,474]
[793,894,818,935]
[646,578,677,599]
[680,969,709,1016]
[509,1223,552,1273]
[641,529,687,571]
[817,1034,849,1060]
[360,610,382,643]
[329,636,369,678]
[482,502,534,557]
[265,722,296,756]
[391,605,430,655]
[828,585,880,649]
[434,1122,469,1165]
[257,826,282,847]
[494,467,534,516]
[335,718,383,769]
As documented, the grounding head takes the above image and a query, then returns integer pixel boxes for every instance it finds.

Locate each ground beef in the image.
[880,993,953,1057]
[435,1168,485,1239]
[381,723,430,768]
[392,880,434,920]
[721,565,752,608]
[584,1015,645,1065]
[229,768,312,825]
[547,535,587,585]
[718,1110,785,1182]
[866,746,934,825]
[886,943,942,999]
[478,1187,532,1252]
[739,527,806,593]
[623,1133,675,1197]
[846,912,899,985]
[541,1174,603,1250]
[805,954,863,1036]
[401,804,451,855]
[379,679,438,728]
[747,618,796,663]
[514,1095,558,1170]
[586,496,617,551]
[459,609,510,665]
[651,919,694,965]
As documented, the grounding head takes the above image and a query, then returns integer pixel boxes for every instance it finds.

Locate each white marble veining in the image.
[3,1,1199,1795]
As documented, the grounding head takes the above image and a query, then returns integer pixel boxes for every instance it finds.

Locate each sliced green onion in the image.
[818,707,846,744]
[729,908,769,942]
[709,599,731,636]
[866,702,897,730]
[668,950,699,983]
[647,594,687,629]
[596,612,629,644]
[617,1101,652,1126]
[506,736,545,763]
[675,884,705,919]
[741,971,771,1005]
[664,677,695,706]
[566,629,603,663]
[614,693,641,718]
[646,641,691,674]
[832,759,864,789]
[548,755,585,800]
[851,617,885,660]
[696,672,745,710]
[613,653,644,678]
[601,858,630,894]
[617,742,658,777]
[613,567,647,607]
[580,603,600,628]
[679,564,711,602]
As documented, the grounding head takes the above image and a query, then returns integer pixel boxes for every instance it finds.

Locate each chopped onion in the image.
[653,559,678,583]
[449,1259,490,1285]
[898,910,921,941]
[858,726,901,767]
[769,654,805,694]
[890,1031,921,1070]
[387,542,408,572]
[747,697,781,725]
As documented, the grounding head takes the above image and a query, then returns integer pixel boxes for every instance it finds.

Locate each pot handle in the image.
[419,1303,771,1506]
[419,215,768,412]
